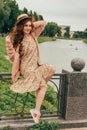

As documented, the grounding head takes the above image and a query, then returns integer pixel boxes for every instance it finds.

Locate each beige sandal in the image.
[30,109,41,123]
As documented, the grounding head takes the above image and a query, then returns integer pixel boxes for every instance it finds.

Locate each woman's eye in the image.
[24,25,31,27]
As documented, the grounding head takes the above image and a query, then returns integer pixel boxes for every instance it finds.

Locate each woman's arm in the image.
[6,35,20,82]
[6,35,15,62]
[37,43,41,66]
[32,20,46,38]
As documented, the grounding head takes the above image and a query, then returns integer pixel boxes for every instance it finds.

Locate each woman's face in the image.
[23,21,32,35]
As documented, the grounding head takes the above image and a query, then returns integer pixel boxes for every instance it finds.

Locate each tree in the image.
[64,26,70,38]
[43,22,61,37]
[33,11,39,21]
[29,10,33,16]
[0,0,11,33]
[0,0,20,33]
[84,28,87,32]
[73,31,87,38]
[38,15,43,20]
[3,0,19,33]
[0,0,56,35]
[23,7,28,14]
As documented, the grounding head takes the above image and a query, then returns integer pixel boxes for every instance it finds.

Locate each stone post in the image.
[60,58,87,120]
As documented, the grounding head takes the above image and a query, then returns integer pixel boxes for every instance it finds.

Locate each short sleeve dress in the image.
[10,35,55,93]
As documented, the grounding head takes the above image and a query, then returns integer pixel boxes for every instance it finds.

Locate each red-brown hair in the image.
[10,17,34,48]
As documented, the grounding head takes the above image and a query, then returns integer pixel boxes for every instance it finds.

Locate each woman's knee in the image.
[50,67,56,75]
[40,83,48,90]
[52,67,56,72]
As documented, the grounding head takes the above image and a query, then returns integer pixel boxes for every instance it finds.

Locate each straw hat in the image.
[16,14,30,24]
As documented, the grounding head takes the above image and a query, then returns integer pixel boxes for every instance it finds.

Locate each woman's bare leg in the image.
[30,84,47,123]
[30,67,55,123]
[35,67,55,111]
[35,84,48,111]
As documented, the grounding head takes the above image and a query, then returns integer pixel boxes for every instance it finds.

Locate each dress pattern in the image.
[10,35,54,93]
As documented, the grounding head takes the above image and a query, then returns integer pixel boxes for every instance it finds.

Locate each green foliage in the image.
[45,85,57,105]
[42,100,57,114]
[41,85,57,114]
[73,31,87,38]
[23,7,28,14]
[43,22,61,37]
[0,37,12,72]
[0,79,57,115]
[0,80,35,114]
[83,39,87,44]
[0,126,11,130]
[0,0,10,32]
[0,56,11,72]
[33,11,39,21]
[38,15,43,20]
[0,37,6,55]
[0,0,19,33]
[64,26,70,38]
[38,36,52,43]
[30,120,59,130]
[0,0,44,33]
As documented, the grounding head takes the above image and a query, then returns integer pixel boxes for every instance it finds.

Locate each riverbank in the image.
[39,37,87,44]
[38,36,52,43]
[83,39,87,44]
[0,36,86,44]
[38,36,84,43]
[58,37,87,44]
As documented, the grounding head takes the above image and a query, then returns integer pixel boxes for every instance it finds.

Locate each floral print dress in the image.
[10,35,54,93]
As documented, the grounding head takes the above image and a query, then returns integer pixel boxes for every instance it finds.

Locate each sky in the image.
[16,0,87,31]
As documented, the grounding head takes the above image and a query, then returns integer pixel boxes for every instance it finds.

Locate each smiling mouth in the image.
[26,30,30,32]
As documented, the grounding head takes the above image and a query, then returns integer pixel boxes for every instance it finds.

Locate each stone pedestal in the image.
[61,70,87,120]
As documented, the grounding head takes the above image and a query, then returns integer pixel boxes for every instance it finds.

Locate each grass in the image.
[58,36,83,40]
[83,39,87,44]
[0,37,12,72]
[38,36,52,43]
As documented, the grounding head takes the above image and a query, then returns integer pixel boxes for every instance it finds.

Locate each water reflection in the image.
[40,39,87,73]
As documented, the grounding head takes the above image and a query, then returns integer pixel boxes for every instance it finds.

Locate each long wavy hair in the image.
[10,17,34,49]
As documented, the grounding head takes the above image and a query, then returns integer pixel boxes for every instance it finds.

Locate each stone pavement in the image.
[60,126,87,129]
[0,116,87,129]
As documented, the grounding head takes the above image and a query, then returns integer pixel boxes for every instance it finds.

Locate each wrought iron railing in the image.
[0,72,66,119]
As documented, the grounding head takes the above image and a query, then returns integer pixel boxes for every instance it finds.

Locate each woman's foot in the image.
[30,109,41,123]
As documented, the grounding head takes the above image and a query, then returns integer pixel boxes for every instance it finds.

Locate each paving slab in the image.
[60,128,87,130]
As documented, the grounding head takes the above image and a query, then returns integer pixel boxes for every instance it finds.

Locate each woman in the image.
[6,14,56,123]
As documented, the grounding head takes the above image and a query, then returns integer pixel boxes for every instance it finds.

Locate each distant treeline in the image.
[0,0,87,38]
[73,31,87,39]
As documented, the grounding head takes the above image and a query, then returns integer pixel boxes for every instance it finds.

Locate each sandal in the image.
[30,109,41,123]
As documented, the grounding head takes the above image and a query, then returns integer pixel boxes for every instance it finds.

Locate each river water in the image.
[39,39,87,73]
